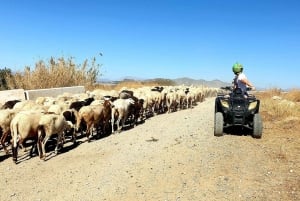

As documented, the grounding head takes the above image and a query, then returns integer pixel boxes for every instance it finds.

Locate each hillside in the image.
[99,77,231,88]
[172,77,231,88]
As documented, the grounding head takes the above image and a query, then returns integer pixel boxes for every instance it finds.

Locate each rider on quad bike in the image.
[214,62,263,138]
[232,62,255,97]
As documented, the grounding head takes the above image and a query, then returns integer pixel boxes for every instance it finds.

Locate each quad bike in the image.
[214,86,263,138]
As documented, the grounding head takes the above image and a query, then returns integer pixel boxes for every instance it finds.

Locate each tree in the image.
[0,67,13,90]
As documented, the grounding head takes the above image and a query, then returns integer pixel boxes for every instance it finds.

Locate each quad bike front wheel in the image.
[214,112,224,136]
[253,113,263,138]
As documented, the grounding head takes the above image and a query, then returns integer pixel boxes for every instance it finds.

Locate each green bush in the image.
[0,68,13,90]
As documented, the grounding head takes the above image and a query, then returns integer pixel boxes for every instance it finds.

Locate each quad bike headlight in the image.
[220,99,229,108]
[248,101,258,110]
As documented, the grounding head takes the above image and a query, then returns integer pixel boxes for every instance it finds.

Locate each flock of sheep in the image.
[0,85,219,164]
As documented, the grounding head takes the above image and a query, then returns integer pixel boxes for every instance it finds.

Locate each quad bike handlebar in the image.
[220,86,253,91]
[220,86,233,91]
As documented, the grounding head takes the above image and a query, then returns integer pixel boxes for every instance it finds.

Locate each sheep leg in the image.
[0,130,10,155]
[119,114,127,133]
[116,118,122,133]
[55,133,63,154]
[111,108,117,134]
[111,119,115,134]
[102,122,106,135]
[86,124,92,142]
[12,143,18,163]
[96,122,103,138]
[71,128,77,144]
[12,135,20,164]
[42,136,50,160]
[37,135,43,159]
[29,137,39,157]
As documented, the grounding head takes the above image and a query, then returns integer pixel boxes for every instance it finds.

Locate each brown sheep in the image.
[76,99,111,142]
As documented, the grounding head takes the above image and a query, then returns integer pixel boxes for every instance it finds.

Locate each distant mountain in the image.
[173,77,231,88]
[98,76,231,88]
[98,76,145,83]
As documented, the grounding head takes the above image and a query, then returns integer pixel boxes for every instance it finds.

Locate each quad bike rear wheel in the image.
[253,113,263,138]
[214,112,224,136]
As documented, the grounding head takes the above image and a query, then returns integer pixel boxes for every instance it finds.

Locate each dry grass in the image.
[256,89,300,200]
[256,88,300,123]
[252,89,299,175]
[5,56,100,90]
[285,89,300,102]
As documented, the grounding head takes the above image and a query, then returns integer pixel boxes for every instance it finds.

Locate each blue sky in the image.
[1,0,300,89]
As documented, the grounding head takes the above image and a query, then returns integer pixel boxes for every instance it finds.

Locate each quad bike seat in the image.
[231,88,248,99]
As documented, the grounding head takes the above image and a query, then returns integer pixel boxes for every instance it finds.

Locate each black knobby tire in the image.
[253,113,263,138]
[214,112,224,136]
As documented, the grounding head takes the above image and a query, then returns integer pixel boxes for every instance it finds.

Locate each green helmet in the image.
[232,62,243,73]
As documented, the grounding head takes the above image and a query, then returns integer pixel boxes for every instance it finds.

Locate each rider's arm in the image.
[239,74,255,89]
[240,77,255,89]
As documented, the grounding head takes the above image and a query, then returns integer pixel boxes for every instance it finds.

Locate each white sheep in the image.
[10,110,44,163]
[37,113,73,160]
[111,98,135,133]
[0,109,20,154]
[13,100,48,112]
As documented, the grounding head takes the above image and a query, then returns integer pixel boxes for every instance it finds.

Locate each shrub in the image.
[4,56,101,90]
[0,67,13,90]
[258,88,300,124]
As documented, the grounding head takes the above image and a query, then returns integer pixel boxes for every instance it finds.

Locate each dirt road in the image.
[0,97,299,201]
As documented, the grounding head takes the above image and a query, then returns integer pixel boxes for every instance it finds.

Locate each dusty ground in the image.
[0,97,299,201]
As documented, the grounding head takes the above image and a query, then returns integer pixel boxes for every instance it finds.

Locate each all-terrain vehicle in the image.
[214,86,263,138]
